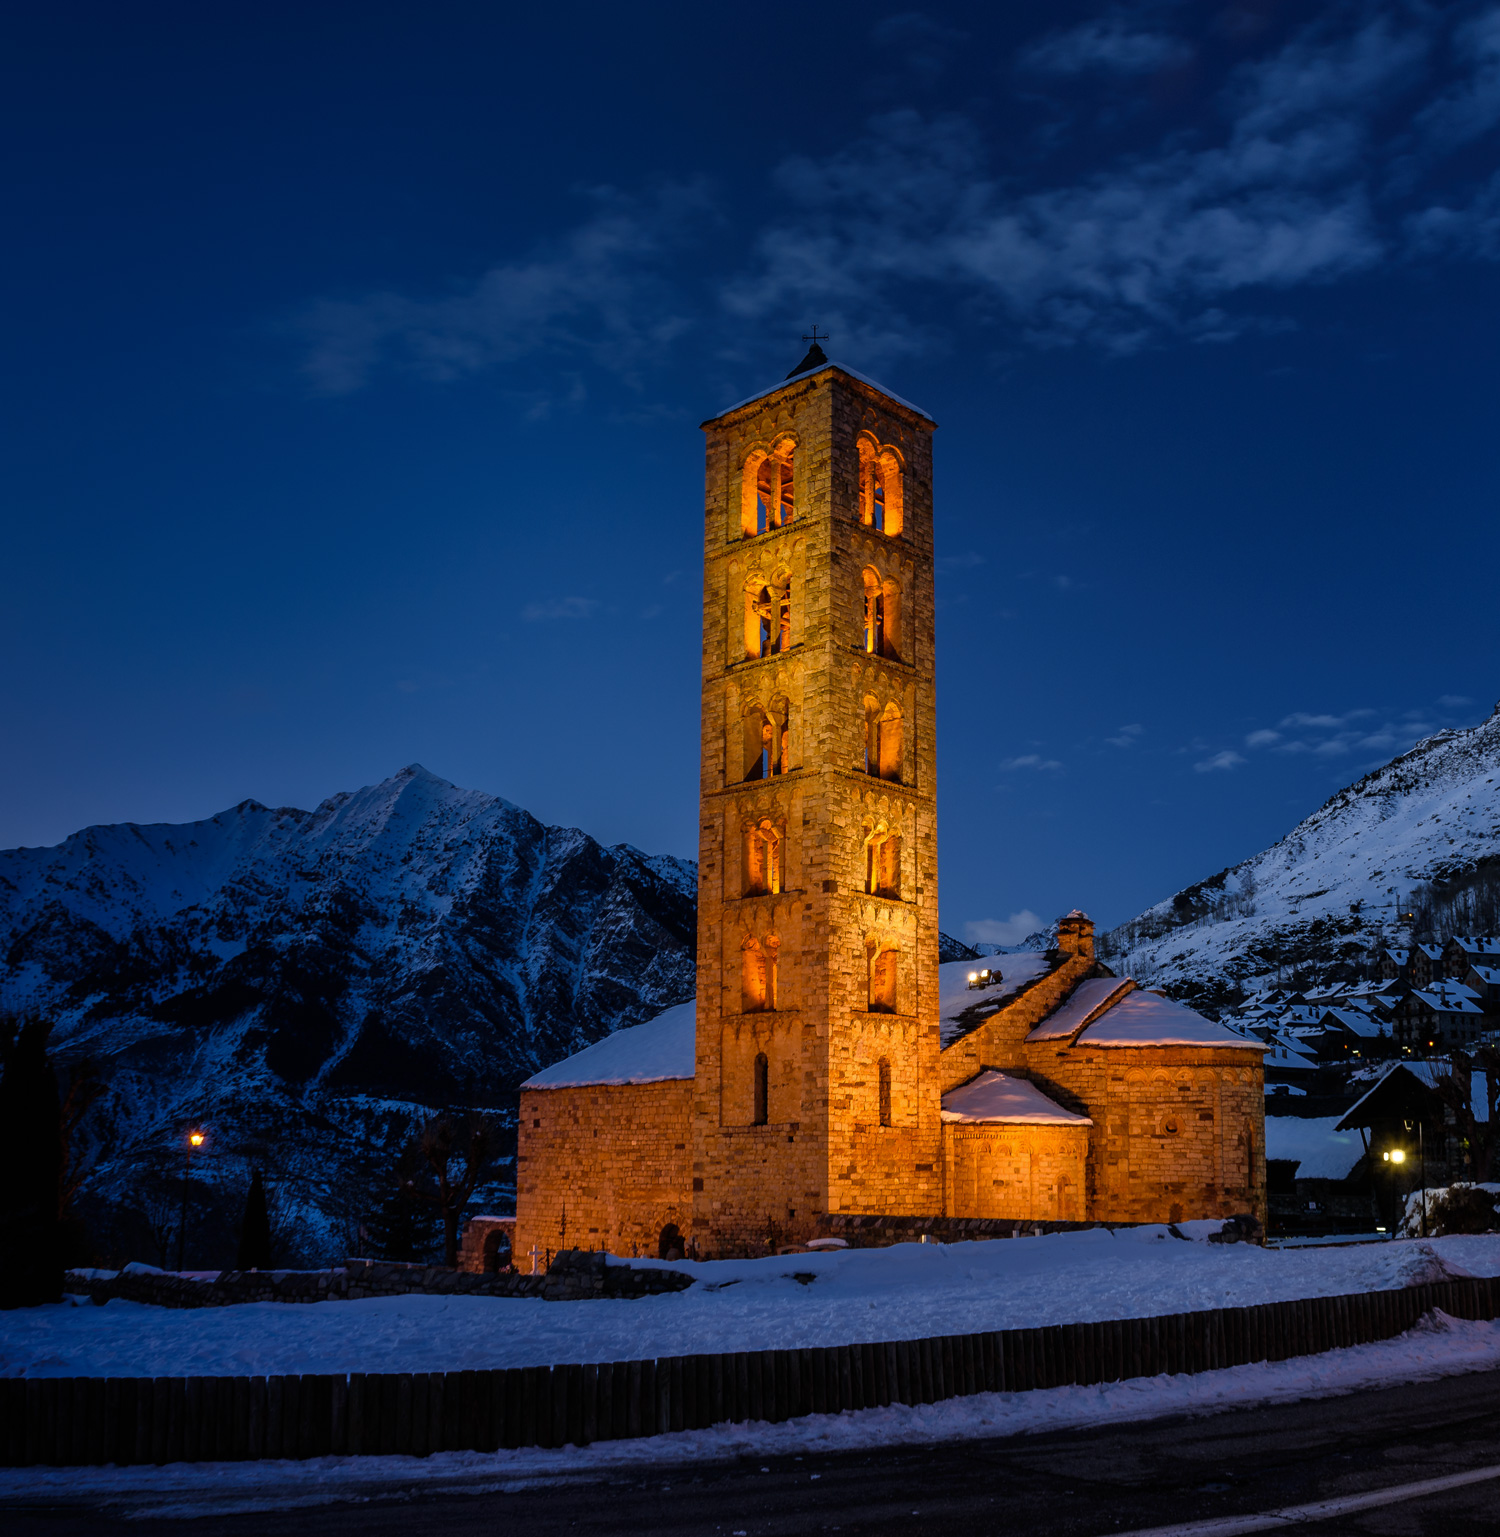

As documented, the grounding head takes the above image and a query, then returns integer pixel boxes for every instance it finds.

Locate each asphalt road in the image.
[6,1369,1500,1537]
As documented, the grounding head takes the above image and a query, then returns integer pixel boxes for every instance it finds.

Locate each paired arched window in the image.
[745,577,791,659]
[741,935,777,1012]
[742,441,796,537]
[742,697,790,782]
[857,438,903,538]
[745,819,781,897]
[878,1059,892,1127]
[753,1052,769,1125]
[862,698,903,783]
[869,946,898,1014]
[861,569,901,661]
[863,825,901,899]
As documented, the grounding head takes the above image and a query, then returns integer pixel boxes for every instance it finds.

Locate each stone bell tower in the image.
[690,345,941,1253]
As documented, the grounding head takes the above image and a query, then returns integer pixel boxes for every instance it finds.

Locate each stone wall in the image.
[942,1121,1090,1221]
[514,1079,693,1266]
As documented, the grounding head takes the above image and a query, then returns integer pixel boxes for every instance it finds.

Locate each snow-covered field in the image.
[3,1309,1498,1517]
[7,1227,1499,1380]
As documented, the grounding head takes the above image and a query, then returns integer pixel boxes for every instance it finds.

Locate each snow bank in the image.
[5,1311,1499,1516]
[10,1229,1500,1380]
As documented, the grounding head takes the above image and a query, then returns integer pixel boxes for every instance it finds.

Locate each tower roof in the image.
[703,356,936,429]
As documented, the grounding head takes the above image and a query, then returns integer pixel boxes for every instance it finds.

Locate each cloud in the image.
[297,184,711,394]
[1021,20,1192,78]
[1106,723,1144,747]
[1000,753,1063,771]
[1438,693,1474,706]
[964,910,1045,947]
[1245,728,1282,747]
[937,550,986,570]
[1195,750,1245,772]
[522,596,601,621]
[1278,709,1375,728]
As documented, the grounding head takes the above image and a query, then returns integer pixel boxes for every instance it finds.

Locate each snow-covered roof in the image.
[1411,986,1486,1015]
[1384,948,1411,965]
[1025,976,1133,1042]
[521,1001,696,1089]
[1264,1115,1363,1180]
[707,361,936,425]
[940,1070,1092,1126]
[1452,936,1500,957]
[1470,965,1500,985]
[1416,943,1444,961]
[1321,1008,1384,1037]
[1263,1037,1320,1071]
[939,953,1055,1047]
[1075,990,1266,1049]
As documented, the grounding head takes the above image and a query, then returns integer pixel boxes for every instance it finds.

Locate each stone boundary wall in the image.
[8,1273,1494,1466]
[64,1252,692,1310]
[818,1213,1157,1244]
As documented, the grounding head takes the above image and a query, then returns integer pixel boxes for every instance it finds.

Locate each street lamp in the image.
[177,1127,206,1272]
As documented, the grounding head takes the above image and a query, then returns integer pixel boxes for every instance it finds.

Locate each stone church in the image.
[513,348,1266,1262]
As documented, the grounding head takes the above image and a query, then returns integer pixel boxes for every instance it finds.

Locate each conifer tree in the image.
[236,1169,272,1271]
[0,1018,63,1308]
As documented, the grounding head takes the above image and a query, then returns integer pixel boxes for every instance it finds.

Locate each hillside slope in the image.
[0,765,697,1262]
[1101,705,1500,1007]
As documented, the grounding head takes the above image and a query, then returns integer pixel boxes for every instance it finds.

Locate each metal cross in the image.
[802,325,828,346]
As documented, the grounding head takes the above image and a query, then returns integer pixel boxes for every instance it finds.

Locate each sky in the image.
[3,0,1499,940]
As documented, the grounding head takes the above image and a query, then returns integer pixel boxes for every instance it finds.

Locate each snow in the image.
[710,360,936,424]
[940,1071,1092,1126]
[1263,1115,1364,1179]
[938,953,1054,1046]
[11,1230,1500,1380]
[1024,976,1132,1042]
[4,1311,1499,1517]
[521,1001,696,1088]
[1074,990,1265,1049]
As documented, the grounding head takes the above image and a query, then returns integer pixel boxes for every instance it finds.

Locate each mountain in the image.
[0,765,697,1264]
[1100,705,1500,1009]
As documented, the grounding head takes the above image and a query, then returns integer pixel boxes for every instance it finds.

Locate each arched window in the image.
[742,441,796,538]
[753,1052,769,1125]
[861,570,902,661]
[878,1059,892,1127]
[742,934,777,1012]
[743,706,772,782]
[745,578,792,659]
[863,826,901,899]
[863,701,903,783]
[745,819,781,897]
[869,947,898,1014]
[858,439,904,538]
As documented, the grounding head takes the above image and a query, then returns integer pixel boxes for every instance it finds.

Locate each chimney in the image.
[1056,910,1095,961]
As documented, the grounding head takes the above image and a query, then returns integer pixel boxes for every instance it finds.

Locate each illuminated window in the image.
[861,570,901,660]
[742,935,777,1013]
[863,700,903,783]
[746,578,792,659]
[869,947,898,1014]
[742,442,796,538]
[745,819,782,897]
[863,826,901,899]
[857,438,904,538]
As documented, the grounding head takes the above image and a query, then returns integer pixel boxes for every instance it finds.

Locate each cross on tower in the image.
[802,325,828,347]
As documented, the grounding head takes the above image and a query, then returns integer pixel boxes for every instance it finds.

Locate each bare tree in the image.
[58,1059,106,1221]
[401,1114,492,1268]
[1435,1046,1500,1184]
[138,1192,177,1269]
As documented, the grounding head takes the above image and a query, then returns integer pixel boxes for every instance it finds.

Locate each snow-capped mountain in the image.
[0,765,696,1262]
[1101,705,1500,1008]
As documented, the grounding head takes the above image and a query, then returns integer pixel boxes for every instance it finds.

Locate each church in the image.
[513,347,1266,1263]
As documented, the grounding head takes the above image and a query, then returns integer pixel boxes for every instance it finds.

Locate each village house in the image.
[1392,981,1490,1050]
[1443,935,1500,981]
[511,349,1267,1263]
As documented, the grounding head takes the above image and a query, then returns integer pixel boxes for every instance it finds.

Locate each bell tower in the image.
[690,347,941,1253]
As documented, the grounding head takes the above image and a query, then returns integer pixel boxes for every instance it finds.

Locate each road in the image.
[5,1369,1500,1536]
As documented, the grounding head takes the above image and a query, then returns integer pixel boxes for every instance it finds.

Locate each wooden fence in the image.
[3,1276,1495,1467]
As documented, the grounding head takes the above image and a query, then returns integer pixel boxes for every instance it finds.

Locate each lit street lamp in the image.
[177,1127,206,1273]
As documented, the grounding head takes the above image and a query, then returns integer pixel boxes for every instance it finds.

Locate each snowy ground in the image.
[7,1227,1500,1380]
[3,1309,1498,1518]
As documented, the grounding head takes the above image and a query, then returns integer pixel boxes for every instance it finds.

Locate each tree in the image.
[236,1169,272,1270]
[0,1017,63,1307]
[1434,1046,1500,1183]
[401,1114,492,1268]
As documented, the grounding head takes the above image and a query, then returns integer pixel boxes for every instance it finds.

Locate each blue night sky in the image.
[4,1,1499,941]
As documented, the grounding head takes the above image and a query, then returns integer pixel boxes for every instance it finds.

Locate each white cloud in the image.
[1021,20,1192,78]
[1438,693,1475,706]
[1000,753,1063,771]
[1106,723,1144,747]
[1195,750,1246,772]
[522,597,601,621]
[964,910,1045,947]
[1245,728,1282,747]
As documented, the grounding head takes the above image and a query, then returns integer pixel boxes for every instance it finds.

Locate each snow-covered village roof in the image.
[1073,990,1266,1049]
[1263,1115,1363,1180]
[1411,985,1486,1015]
[521,1000,696,1089]
[1471,964,1500,985]
[1338,1062,1492,1129]
[1452,935,1500,958]
[940,1070,1093,1126]
[1024,976,1133,1042]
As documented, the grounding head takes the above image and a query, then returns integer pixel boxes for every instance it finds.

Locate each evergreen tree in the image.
[0,1017,63,1308]
[236,1169,272,1270]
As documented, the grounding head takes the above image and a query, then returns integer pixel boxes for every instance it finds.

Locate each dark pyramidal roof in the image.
[784,340,829,379]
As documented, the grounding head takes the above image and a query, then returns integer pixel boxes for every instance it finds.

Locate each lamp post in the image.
[177,1129,205,1273]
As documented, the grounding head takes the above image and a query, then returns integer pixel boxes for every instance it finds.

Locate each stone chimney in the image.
[1056,910,1095,961]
